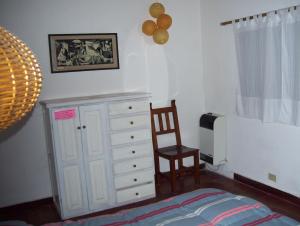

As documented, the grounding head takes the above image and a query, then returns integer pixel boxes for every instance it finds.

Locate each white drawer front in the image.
[111,129,150,146]
[112,143,152,161]
[110,114,149,131]
[109,100,149,115]
[114,156,153,174]
[115,169,154,189]
[116,183,155,203]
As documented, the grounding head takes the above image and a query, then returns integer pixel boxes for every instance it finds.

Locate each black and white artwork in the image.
[49,33,119,73]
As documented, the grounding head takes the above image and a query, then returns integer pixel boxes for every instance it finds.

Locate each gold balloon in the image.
[153,29,169,44]
[149,3,165,18]
[157,14,172,30]
[142,20,157,36]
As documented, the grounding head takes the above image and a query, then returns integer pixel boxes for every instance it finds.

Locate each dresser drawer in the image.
[112,143,152,161]
[114,156,153,174]
[116,182,155,203]
[111,129,150,146]
[110,114,149,131]
[109,100,149,115]
[114,169,154,190]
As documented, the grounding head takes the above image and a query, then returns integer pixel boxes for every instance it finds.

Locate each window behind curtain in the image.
[234,8,300,125]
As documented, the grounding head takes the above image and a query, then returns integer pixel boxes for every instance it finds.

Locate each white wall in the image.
[200,0,300,197]
[0,0,205,207]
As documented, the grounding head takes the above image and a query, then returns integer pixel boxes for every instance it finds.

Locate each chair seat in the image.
[157,145,199,159]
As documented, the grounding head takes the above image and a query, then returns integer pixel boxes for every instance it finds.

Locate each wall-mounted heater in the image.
[199,113,226,165]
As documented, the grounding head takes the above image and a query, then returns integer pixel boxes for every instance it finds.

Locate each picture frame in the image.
[48,33,119,73]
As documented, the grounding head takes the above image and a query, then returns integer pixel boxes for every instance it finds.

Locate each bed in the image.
[1,188,299,226]
[39,188,298,226]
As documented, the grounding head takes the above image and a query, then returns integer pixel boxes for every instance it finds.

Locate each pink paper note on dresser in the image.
[54,109,76,120]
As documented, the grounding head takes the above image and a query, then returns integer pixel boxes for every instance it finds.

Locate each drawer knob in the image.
[82,125,86,129]
[135,192,139,196]
[77,126,81,130]
[134,178,137,182]
[131,135,134,139]
[128,106,132,110]
[132,150,136,154]
[130,121,134,125]
[133,164,136,168]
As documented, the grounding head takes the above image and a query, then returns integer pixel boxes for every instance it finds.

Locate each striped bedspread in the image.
[46,188,299,226]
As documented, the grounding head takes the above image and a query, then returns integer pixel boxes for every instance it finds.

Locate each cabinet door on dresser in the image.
[79,105,111,210]
[51,107,89,218]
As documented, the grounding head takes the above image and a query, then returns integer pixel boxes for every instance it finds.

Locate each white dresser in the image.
[41,92,155,219]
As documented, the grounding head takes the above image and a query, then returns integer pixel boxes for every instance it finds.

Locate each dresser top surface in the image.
[40,92,151,108]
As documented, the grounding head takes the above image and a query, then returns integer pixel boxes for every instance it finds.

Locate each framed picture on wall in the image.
[48,33,119,73]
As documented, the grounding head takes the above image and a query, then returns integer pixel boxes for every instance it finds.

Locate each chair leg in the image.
[194,152,200,184]
[178,157,184,190]
[178,158,184,177]
[154,153,160,187]
[170,159,176,193]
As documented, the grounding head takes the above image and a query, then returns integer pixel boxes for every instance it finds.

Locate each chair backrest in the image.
[150,100,182,151]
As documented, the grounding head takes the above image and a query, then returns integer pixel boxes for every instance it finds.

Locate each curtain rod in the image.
[220,5,298,26]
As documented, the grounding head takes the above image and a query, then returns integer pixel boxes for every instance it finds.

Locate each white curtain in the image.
[234,7,300,125]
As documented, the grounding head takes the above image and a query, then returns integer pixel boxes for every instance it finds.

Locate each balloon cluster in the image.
[142,3,172,45]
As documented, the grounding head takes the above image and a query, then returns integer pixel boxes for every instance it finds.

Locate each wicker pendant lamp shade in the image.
[0,26,42,130]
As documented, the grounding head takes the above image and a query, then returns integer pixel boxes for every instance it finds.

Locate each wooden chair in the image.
[150,100,200,193]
